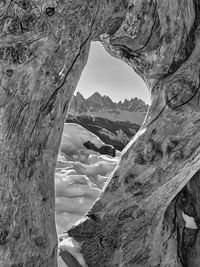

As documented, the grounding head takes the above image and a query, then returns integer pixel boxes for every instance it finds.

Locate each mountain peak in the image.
[76,91,85,101]
[88,92,102,99]
[69,91,148,114]
[76,91,84,98]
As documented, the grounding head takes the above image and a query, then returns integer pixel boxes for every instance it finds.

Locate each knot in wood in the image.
[165,77,199,110]
[46,7,55,16]
[166,139,179,154]
[6,69,13,77]
[165,138,184,161]
[143,139,162,162]
[33,235,48,248]
[20,13,36,33]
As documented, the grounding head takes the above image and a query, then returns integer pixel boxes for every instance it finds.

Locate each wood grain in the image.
[0,0,200,266]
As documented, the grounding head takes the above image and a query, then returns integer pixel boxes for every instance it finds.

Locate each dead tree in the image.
[0,0,200,266]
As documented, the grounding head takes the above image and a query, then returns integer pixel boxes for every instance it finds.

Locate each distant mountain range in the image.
[69,92,148,114]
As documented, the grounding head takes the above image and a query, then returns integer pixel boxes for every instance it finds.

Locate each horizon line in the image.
[74,90,150,105]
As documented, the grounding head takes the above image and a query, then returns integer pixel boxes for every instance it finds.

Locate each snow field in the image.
[56,123,120,266]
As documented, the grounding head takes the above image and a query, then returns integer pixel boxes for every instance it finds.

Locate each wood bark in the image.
[0,0,200,266]
[0,0,93,266]
[68,1,200,266]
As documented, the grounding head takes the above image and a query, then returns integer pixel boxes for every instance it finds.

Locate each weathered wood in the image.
[1,0,200,266]
[0,0,93,265]
[0,0,126,266]
[68,0,200,266]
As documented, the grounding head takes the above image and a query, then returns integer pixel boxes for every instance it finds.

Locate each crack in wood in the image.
[146,93,179,128]
[133,2,158,53]
[30,2,101,137]
[172,85,200,110]
[30,32,92,137]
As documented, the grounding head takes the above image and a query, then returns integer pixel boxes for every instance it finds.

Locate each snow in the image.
[56,123,120,266]
[182,211,198,229]
[60,123,106,161]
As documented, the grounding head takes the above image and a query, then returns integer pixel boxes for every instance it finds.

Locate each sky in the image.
[75,42,150,104]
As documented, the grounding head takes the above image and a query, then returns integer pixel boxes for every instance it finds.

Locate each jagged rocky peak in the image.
[87,91,102,101]
[69,91,148,114]
[76,91,85,101]
[128,97,148,112]
[121,98,130,110]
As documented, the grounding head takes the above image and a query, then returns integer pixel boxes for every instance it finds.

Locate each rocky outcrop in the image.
[69,91,148,114]
[83,140,116,157]
[66,113,140,151]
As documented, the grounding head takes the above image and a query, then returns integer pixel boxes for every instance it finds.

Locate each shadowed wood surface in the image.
[0,0,200,266]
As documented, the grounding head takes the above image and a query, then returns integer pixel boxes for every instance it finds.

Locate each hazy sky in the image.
[75,42,150,104]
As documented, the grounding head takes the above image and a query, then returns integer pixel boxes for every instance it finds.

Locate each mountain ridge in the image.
[69,91,148,114]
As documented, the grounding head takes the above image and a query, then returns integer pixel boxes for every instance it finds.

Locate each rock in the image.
[83,140,116,157]
[69,91,148,114]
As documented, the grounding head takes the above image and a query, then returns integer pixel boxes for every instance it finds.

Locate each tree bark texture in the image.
[0,0,200,266]
[0,0,93,266]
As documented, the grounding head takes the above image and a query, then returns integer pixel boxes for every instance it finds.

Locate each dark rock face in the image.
[83,140,116,157]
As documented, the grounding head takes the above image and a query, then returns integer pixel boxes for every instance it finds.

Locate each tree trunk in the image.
[0,0,125,265]
[1,0,200,266]
[0,1,93,265]
[68,0,200,266]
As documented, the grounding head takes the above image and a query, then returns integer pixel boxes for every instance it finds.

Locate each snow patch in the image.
[182,211,198,229]
[62,123,104,150]
[60,123,118,162]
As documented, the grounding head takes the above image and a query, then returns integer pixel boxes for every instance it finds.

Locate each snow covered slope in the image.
[56,123,120,266]
[60,123,115,161]
[56,123,120,265]
[66,114,140,151]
